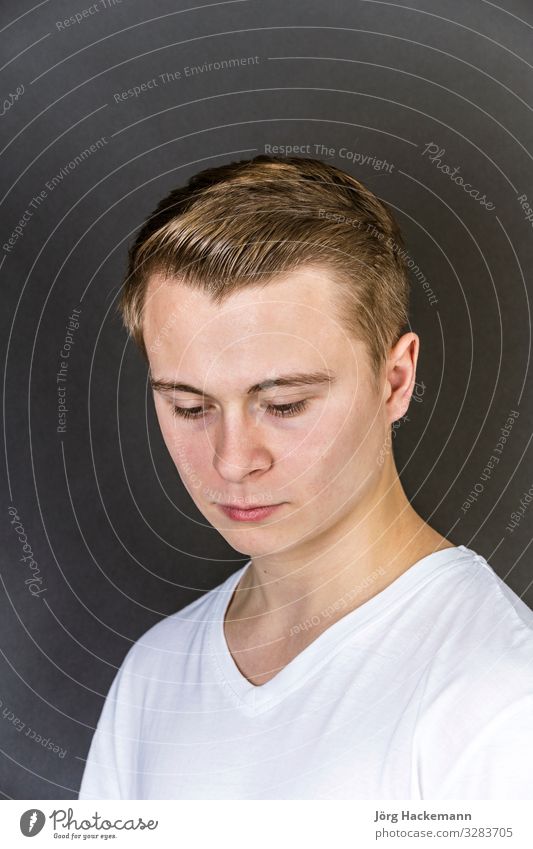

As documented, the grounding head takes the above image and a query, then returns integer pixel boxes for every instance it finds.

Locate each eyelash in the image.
[171,400,309,420]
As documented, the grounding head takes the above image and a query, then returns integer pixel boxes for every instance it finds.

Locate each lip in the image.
[217,503,283,522]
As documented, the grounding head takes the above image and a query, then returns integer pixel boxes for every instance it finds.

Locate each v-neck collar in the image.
[208,545,472,715]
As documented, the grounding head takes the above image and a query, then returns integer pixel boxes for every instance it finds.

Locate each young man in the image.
[79,155,533,800]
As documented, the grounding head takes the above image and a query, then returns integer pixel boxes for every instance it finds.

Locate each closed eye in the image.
[171,399,309,420]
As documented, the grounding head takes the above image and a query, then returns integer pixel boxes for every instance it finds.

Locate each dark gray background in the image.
[1,0,532,800]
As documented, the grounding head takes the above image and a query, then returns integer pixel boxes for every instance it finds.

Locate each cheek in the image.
[277,428,348,498]
[292,410,380,488]
[171,437,207,477]
[158,415,181,463]
[156,413,209,487]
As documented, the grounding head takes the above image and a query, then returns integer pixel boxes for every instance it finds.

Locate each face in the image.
[142,265,391,558]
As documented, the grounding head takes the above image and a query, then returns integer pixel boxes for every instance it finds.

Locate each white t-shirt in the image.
[78,544,533,800]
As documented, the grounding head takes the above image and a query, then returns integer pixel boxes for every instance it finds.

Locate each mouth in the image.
[216,503,284,522]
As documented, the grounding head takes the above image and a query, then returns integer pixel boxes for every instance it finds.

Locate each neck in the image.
[227,458,453,627]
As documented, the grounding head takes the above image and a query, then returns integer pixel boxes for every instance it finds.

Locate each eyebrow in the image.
[149,369,337,398]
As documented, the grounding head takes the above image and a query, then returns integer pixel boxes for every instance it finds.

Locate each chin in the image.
[225,539,254,557]
[213,525,288,556]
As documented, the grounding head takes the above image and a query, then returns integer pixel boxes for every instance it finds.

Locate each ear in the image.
[383,332,419,424]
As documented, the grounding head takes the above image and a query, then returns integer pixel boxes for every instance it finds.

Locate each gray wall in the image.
[1,0,532,799]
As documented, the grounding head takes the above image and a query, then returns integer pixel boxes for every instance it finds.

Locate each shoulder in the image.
[419,544,533,716]
[116,565,245,680]
[413,547,533,796]
[434,545,533,652]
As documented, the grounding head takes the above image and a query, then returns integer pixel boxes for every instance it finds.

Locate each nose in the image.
[212,408,273,482]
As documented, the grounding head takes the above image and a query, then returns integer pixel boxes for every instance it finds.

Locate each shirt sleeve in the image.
[412,580,533,802]
[78,649,141,800]
[434,695,533,800]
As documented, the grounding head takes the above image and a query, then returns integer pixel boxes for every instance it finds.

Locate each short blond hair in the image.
[118,155,411,389]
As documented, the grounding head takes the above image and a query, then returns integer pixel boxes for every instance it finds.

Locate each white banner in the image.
[2,799,533,848]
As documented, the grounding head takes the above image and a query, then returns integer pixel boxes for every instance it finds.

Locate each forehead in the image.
[145,265,345,340]
[142,265,364,384]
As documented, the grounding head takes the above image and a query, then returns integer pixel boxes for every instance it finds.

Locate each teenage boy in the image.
[79,156,533,800]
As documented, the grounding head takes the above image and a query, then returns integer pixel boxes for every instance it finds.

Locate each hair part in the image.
[118,155,411,392]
